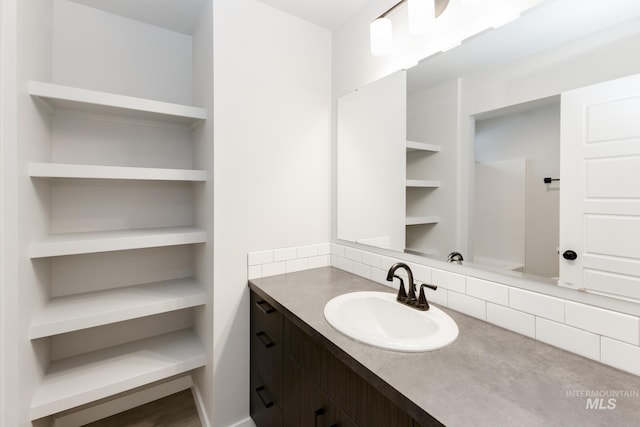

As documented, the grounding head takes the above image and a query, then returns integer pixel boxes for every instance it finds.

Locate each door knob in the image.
[563,250,577,261]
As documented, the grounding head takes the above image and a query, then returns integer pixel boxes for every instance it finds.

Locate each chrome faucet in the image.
[386,262,437,311]
[447,251,464,264]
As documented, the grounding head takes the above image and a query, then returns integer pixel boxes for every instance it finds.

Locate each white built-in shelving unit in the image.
[24,82,209,417]
[405,179,441,188]
[29,81,207,128]
[29,330,206,420]
[29,227,207,258]
[405,140,441,251]
[405,216,440,226]
[9,1,214,424]
[29,162,207,181]
[406,140,441,153]
[405,79,459,258]
[30,278,206,339]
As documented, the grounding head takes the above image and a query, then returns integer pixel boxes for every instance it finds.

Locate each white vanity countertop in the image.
[249,267,640,427]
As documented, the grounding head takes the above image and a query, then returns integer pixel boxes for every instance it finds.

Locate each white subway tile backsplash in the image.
[286,258,308,273]
[448,292,486,320]
[248,250,273,266]
[274,247,297,262]
[486,303,535,338]
[362,252,382,269]
[261,262,286,277]
[536,318,600,361]
[330,254,339,267]
[344,247,362,262]
[247,265,261,280]
[380,256,399,272]
[426,287,448,307]
[307,255,330,269]
[410,263,433,284]
[317,243,331,255]
[331,243,345,257]
[296,245,318,258]
[370,267,389,286]
[467,278,509,306]
[336,256,354,272]
[351,261,372,279]
[565,302,640,346]
[601,337,640,376]
[432,269,466,293]
[510,288,564,322]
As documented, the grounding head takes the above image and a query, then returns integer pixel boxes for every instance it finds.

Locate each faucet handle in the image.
[416,283,438,311]
[421,283,437,291]
[393,275,407,302]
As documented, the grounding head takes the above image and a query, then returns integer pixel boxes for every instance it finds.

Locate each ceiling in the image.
[70,0,371,33]
[407,0,640,94]
[70,0,207,35]
[256,0,371,30]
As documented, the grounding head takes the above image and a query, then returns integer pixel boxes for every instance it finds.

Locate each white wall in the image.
[191,0,214,422]
[0,1,18,425]
[52,0,193,104]
[213,0,331,425]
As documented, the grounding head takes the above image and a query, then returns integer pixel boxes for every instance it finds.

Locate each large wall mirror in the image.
[337,1,640,306]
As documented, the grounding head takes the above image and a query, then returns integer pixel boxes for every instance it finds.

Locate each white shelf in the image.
[30,278,206,339]
[29,227,207,258]
[29,329,206,420]
[406,216,440,226]
[29,162,207,182]
[406,179,441,188]
[406,141,441,152]
[28,81,207,128]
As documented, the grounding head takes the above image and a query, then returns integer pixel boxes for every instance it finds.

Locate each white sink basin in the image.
[324,291,458,352]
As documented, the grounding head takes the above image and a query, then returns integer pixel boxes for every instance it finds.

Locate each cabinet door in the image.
[325,351,412,427]
[284,317,324,385]
[559,72,640,300]
[283,355,325,427]
[284,355,356,427]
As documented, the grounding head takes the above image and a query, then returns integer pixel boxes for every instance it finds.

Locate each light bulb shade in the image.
[459,0,487,6]
[408,0,435,34]
[370,18,392,56]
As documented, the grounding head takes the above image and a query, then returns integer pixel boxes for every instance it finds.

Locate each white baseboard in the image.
[191,383,212,427]
[227,417,256,427]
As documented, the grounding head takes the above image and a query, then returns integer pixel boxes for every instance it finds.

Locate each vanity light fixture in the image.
[370,16,393,56]
[408,0,435,34]
[370,0,450,56]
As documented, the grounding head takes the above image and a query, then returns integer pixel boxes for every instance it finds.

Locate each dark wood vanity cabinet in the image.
[250,288,442,427]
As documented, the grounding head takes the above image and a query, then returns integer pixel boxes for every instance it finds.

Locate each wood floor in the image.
[83,390,202,427]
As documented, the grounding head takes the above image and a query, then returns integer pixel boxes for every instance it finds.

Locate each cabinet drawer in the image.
[250,375,283,427]
[251,328,282,405]
[251,291,282,343]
